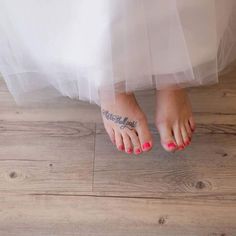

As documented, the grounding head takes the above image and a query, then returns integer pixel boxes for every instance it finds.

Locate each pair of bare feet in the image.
[101,89,196,155]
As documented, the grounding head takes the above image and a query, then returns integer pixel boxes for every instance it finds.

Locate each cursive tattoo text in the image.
[102,109,137,130]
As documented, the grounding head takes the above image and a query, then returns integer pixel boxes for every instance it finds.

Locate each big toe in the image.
[136,119,153,152]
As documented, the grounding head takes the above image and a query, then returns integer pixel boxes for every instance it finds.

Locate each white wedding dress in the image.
[0,0,235,105]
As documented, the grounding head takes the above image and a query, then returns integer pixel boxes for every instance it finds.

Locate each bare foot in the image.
[101,93,153,155]
[155,88,196,152]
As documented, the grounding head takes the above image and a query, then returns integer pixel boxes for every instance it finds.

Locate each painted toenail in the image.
[135,149,142,155]
[119,145,125,151]
[185,140,190,146]
[142,142,151,150]
[178,145,185,150]
[167,143,177,149]
[127,148,133,154]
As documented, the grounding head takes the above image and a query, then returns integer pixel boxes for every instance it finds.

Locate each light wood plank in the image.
[0,194,235,236]
[0,121,95,192]
[1,122,235,198]
[94,124,236,198]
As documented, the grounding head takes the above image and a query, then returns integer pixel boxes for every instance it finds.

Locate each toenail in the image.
[142,142,151,150]
[119,145,125,151]
[167,143,177,149]
[185,140,190,146]
[135,149,142,155]
[178,145,185,150]
[127,148,133,154]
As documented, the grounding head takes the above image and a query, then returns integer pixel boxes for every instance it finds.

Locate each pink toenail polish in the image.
[179,145,185,150]
[119,145,125,151]
[127,148,133,154]
[185,140,190,146]
[142,142,151,150]
[135,149,142,155]
[167,143,177,149]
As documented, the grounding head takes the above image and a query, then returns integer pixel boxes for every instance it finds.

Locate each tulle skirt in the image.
[0,0,236,105]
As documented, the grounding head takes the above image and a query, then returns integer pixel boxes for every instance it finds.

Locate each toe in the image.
[115,131,125,152]
[157,123,177,152]
[181,125,191,147]
[185,120,193,140]
[173,124,185,150]
[122,133,133,154]
[136,120,153,152]
[189,116,196,132]
[128,130,142,155]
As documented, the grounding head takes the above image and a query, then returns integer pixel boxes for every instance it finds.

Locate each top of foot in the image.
[155,89,196,152]
[101,93,153,155]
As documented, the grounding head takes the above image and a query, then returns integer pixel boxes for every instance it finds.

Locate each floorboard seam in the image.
[27,193,236,201]
[91,123,96,192]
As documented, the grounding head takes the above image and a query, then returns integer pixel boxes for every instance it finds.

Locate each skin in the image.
[155,88,196,152]
[101,88,196,155]
[101,92,153,155]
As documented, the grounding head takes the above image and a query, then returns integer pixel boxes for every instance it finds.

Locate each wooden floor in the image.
[0,62,236,236]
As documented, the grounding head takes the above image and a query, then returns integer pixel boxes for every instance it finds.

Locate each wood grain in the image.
[0,194,235,236]
[0,121,95,193]
[0,62,235,235]
[94,124,236,198]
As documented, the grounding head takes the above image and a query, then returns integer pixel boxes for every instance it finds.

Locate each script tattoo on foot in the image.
[102,109,137,130]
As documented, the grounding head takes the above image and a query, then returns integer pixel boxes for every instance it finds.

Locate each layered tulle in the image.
[0,0,235,105]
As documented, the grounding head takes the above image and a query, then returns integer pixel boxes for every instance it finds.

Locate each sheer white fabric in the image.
[0,0,235,105]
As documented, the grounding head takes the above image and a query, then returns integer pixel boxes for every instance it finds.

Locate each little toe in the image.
[189,116,196,132]
[185,121,193,140]
[157,123,178,152]
[115,131,125,152]
[181,125,191,147]
[173,125,185,151]
[122,133,133,154]
[128,130,142,155]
